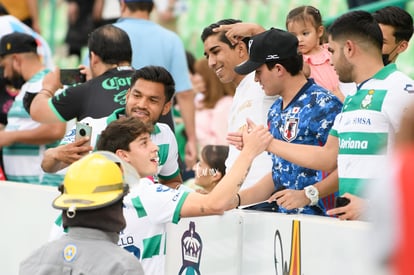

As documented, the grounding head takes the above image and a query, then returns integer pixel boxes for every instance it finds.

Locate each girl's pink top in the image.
[303,44,339,92]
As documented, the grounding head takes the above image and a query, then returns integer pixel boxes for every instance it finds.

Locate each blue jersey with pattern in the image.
[268,79,342,215]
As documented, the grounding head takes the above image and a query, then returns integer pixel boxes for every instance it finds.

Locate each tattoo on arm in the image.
[237,165,251,187]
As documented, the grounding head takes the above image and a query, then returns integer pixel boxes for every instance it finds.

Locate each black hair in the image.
[373,6,414,42]
[201,145,229,177]
[328,10,383,51]
[88,24,132,65]
[130,66,176,102]
[201,19,250,49]
[266,54,304,76]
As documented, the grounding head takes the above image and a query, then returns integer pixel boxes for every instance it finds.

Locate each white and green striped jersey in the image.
[60,108,181,180]
[49,178,190,275]
[3,69,63,186]
[330,64,414,196]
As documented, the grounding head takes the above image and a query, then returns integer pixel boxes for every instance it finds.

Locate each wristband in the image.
[236,193,241,208]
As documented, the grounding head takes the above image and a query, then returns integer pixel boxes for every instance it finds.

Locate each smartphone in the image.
[75,122,92,146]
[60,69,86,85]
[334,196,351,216]
[335,196,350,208]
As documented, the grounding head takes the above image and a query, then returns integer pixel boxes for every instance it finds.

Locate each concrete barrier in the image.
[0,181,382,275]
[0,181,60,275]
[166,210,377,275]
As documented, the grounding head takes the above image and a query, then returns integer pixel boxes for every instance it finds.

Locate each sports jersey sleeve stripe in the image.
[172,191,190,224]
[157,169,181,181]
[48,98,68,122]
[329,128,338,137]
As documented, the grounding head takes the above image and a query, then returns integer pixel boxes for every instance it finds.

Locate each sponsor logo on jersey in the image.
[61,128,76,143]
[63,244,77,262]
[283,117,299,142]
[361,90,374,109]
[156,184,171,192]
[344,117,372,126]
[404,84,414,93]
[339,137,369,150]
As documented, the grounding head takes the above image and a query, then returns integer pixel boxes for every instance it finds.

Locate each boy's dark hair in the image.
[88,24,132,65]
[201,19,250,49]
[266,54,304,76]
[97,116,154,153]
[373,6,414,43]
[328,10,383,52]
[130,66,176,102]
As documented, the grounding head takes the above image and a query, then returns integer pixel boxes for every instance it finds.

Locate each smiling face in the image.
[287,19,323,55]
[203,33,245,85]
[118,132,159,178]
[125,78,171,125]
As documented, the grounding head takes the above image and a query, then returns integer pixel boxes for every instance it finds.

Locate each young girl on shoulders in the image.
[286,6,345,101]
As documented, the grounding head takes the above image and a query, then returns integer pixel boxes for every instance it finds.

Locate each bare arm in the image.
[228,119,339,171]
[180,124,273,217]
[238,172,275,206]
[213,22,265,45]
[30,69,64,123]
[267,135,339,172]
[41,137,92,173]
[270,170,339,210]
[0,122,65,147]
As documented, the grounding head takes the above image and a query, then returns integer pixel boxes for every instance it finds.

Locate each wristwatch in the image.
[304,185,319,206]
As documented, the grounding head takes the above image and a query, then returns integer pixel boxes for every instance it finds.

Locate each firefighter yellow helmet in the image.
[53,151,139,211]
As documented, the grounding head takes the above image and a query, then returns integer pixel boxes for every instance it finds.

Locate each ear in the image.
[396,40,409,54]
[115,149,129,162]
[212,171,223,181]
[161,100,172,115]
[89,51,100,66]
[237,42,248,59]
[11,54,23,72]
[343,40,355,58]
[274,63,285,76]
[317,25,325,40]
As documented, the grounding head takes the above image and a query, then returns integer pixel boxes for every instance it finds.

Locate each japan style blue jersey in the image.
[268,79,342,215]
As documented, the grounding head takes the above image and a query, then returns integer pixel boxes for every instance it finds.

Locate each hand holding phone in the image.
[60,69,86,86]
[334,196,350,216]
[75,122,92,146]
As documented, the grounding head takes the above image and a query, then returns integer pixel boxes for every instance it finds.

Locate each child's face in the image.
[193,158,217,189]
[287,20,323,55]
